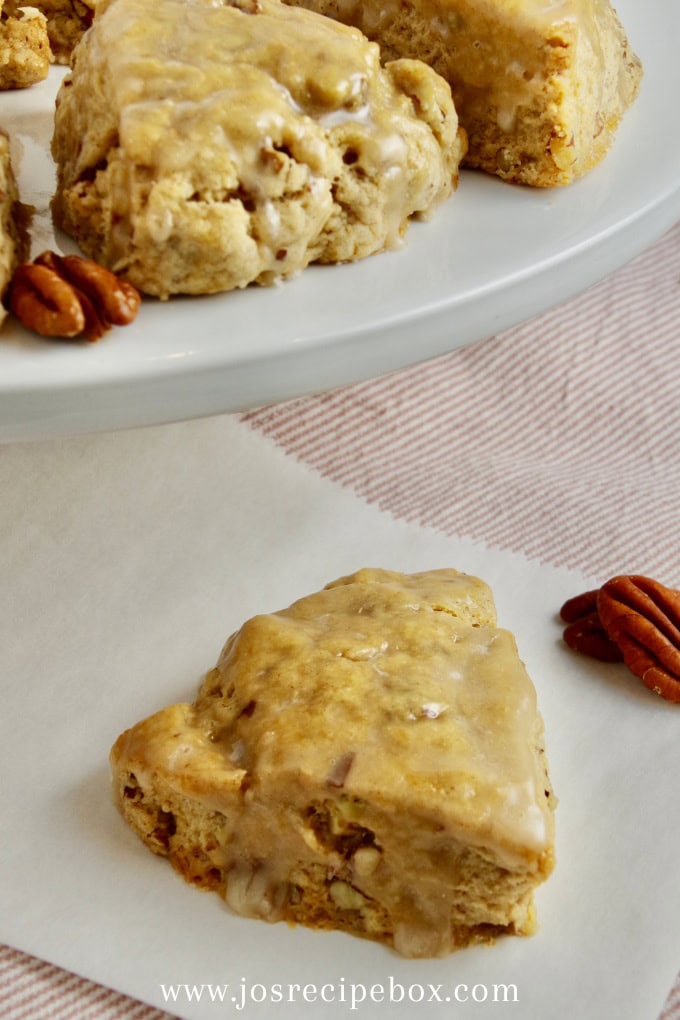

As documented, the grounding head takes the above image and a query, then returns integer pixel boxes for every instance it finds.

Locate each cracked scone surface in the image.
[283,0,642,186]
[111,567,556,958]
[51,0,465,298]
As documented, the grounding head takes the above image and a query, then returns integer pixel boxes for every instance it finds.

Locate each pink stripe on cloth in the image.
[663,981,680,1020]
[242,220,680,588]
[0,946,174,1020]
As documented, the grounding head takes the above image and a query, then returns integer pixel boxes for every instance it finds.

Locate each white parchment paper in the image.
[1,415,677,1019]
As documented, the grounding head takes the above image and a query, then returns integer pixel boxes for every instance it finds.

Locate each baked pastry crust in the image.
[283,0,643,186]
[0,129,29,324]
[51,0,465,297]
[2,0,96,64]
[0,3,51,88]
[111,567,556,958]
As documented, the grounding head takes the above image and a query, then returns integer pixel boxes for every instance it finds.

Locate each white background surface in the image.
[1,416,678,1019]
[1,0,680,439]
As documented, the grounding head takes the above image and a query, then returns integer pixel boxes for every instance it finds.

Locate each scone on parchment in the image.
[0,3,51,89]
[284,0,642,186]
[0,130,29,324]
[51,0,465,298]
[111,568,556,958]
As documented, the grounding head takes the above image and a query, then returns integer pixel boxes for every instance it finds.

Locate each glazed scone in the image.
[0,130,29,324]
[111,568,556,958]
[283,0,642,186]
[51,0,465,298]
[0,3,51,88]
[2,0,96,64]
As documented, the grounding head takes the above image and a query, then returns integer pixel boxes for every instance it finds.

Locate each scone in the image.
[2,0,96,64]
[51,0,465,298]
[0,129,29,324]
[0,2,51,88]
[111,568,556,958]
[283,0,642,186]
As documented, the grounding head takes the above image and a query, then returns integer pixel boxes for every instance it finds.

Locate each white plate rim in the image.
[0,0,678,440]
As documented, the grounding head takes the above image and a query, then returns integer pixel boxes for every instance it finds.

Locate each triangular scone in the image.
[283,0,642,186]
[111,568,556,958]
[51,0,466,298]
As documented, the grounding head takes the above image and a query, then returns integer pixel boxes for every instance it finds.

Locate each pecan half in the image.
[559,589,623,663]
[562,612,624,663]
[9,263,85,338]
[8,251,141,342]
[32,252,105,341]
[597,576,680,703]
[560,589,600,623]
[35,251,141,327]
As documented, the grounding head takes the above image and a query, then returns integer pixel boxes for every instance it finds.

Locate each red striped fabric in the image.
[0,946,173,1020]
[3,223,678,1018]
[665,983,680,1020]
[242,220,680,587]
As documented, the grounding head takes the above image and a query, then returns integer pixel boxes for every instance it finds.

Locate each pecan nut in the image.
[35,251,141,327]
[34,252,107,341]
[562,612,624,663]
[559,589,600,623]
[9,263,85,338]
[597,576,680,703]
[9,251,141,342]
[559,589,623,662]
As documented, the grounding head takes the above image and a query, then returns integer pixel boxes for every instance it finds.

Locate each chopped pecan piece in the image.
[326,751,355,789]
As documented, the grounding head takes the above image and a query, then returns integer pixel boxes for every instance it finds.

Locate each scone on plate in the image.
[283,0,643,186]
[0,129,29,324]
[51,0,466,298]
[2,0,97,65]
[0,2,51,88]
[111,568,556,958]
